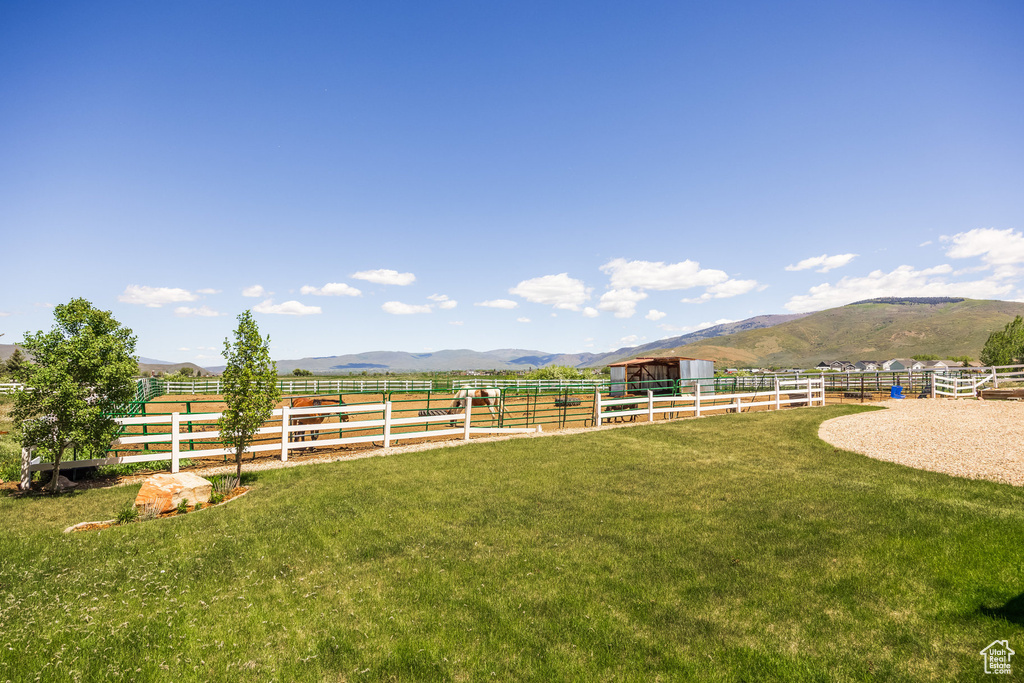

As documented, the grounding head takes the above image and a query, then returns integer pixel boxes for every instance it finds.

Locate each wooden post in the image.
[20,446,32,491]
[383,402,392,448]
[171,412,180,474]
[647,390,654,422]
[463,397,472,440]
[280,405,290,461]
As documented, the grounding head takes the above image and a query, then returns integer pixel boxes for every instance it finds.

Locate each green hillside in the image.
[648,298,1024,368]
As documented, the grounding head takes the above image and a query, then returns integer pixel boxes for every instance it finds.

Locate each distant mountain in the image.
[252,313,800,373]
[633,298,1024,368]
[1,344,213,376]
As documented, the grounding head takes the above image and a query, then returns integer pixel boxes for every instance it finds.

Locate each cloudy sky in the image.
[2,1,1023,364]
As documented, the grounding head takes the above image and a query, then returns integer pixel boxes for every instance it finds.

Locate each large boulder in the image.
[135,473,212,513]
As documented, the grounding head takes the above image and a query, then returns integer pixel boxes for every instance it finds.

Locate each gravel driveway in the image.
[819,398,1024,486]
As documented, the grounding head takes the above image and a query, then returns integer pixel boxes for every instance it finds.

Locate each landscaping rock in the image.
[135,473,212,513]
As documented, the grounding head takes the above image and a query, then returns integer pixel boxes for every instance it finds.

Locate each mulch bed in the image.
[63,486,250,533]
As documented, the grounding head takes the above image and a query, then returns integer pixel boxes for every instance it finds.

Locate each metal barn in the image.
[608,357,716,396]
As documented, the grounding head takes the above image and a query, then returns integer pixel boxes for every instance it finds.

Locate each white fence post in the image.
[994,368,999,389]
[171,412,180,474]
[774,378,781,411]
[647,390,654,422]
[20,447,32,491]
[280,405,290,462]
[383,402,392,448]
[931,377,936,399]
[463,398,472,440]
[694,382,702,418]
[594,388,602,426]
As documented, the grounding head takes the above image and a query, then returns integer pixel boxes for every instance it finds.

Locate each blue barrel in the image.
[890,386,903,399]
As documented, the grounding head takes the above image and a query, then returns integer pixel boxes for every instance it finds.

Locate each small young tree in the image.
[13,299,138,492]
[3,348,31,382]
[219,311,280,481]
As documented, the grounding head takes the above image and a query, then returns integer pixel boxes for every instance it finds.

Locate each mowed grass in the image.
[2,405,1023,681]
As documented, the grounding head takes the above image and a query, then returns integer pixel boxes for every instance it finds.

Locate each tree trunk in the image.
[235,446,243,482]
[48,442,67,493]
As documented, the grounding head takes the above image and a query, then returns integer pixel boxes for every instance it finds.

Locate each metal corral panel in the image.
[678,359,716,396]
[610,366,627,396]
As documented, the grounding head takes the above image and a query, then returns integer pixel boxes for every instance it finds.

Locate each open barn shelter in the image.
[608,357,716,396]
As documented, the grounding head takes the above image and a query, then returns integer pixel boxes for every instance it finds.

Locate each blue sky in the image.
[2,1,1023,365]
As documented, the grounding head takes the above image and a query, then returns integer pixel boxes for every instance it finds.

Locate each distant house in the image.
[854,360,881,371]
[816,360,856,371]
[884,358,925,371]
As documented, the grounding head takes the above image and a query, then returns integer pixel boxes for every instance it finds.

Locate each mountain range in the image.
[5,298,1022,375]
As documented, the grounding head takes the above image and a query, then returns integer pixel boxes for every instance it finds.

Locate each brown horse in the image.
[290,396,348,443]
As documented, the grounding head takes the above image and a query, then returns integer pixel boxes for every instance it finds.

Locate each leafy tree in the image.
[980,316,1024,366]
[948,355,973,366]
[13,299,137,492]
[292,368,313,377]
[179,367,194,378]
[219,311,280,480]
[524,365,588,380]
[911,354,940,361]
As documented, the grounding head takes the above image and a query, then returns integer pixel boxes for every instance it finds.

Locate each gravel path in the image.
[819,398,1024,486]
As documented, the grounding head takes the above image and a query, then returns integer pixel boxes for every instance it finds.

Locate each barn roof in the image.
[607,356,712,367]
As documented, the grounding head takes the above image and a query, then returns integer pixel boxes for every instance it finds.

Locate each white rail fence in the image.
[159,379,435,395]
[23,400,541,478]
[595,378,825,424]
[0,382,24,395]
[451,378,609,390]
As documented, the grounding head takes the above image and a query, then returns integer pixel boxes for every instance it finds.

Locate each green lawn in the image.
[2,405,1023,681]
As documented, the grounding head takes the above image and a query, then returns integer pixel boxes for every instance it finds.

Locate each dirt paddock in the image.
[819,398,1024,486]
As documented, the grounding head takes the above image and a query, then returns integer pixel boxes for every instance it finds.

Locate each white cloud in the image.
[943,228,1024,266]
[919,240,933,247]
[174,306,222,317]
[784,253,857,273]
[196,288,221,295]
[382,301,432,315]
[645,309,667,321]
[301,282,362,297]
[516,317,531,323]
[0,311,10,317]
[620,334,641,344]
[119,285,198,308]
[428,294,458,309]
[597,288,647,318]
[600,258,728,290]
[253,299,322,316]
[582,307,599,318]
[475,299,519,309]
[509,273,591,310]
[242,285,268,298]
[682,279,763,303]
[784,264,1014,313]
[449,321,464,326]
[177,347,190,351]
[352,269,416,286]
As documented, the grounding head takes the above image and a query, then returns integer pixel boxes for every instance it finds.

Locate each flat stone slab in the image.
[135,472,212,513]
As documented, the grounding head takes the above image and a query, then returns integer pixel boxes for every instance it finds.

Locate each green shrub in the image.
[210,492,224,505]
[115,501,139,525]
[176,498,189,515]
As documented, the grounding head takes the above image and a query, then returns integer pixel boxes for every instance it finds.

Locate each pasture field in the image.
[2,405,1023,681]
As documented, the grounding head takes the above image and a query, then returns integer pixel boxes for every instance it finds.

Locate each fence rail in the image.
[26,400,541,476]
[596,378,825,423]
